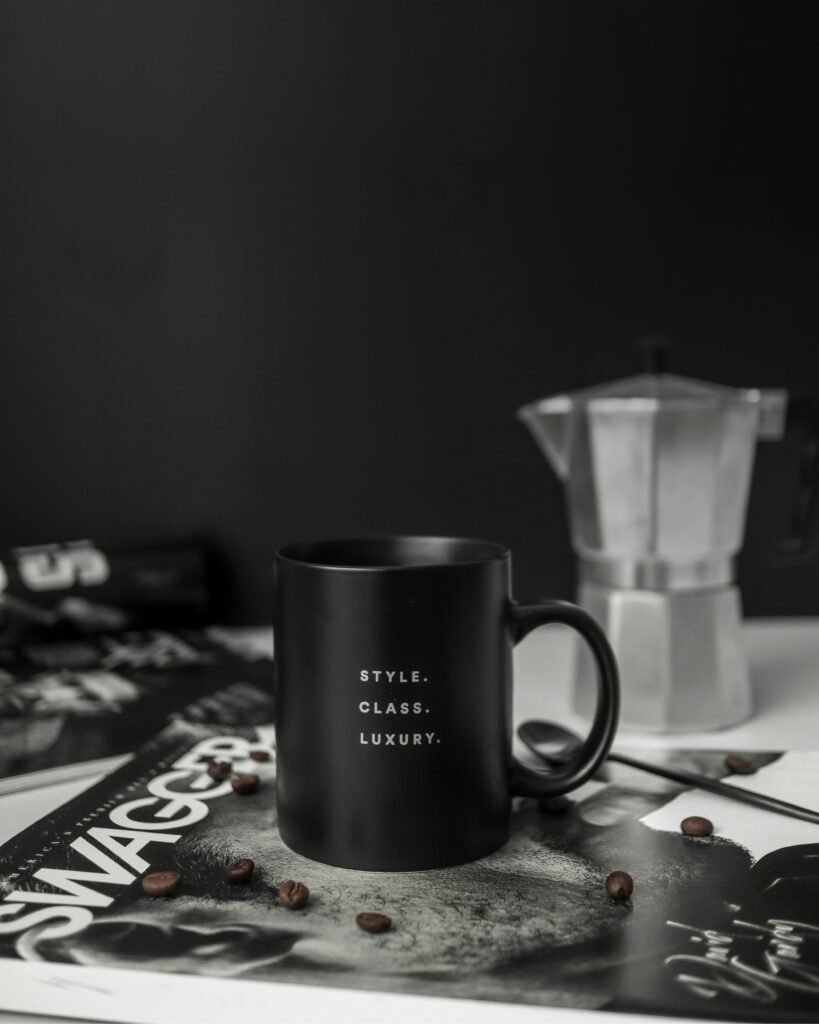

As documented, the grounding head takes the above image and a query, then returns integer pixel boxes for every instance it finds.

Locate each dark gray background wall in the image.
[1,2,817,622]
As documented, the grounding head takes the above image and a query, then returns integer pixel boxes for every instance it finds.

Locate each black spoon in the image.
[518,719,819,826]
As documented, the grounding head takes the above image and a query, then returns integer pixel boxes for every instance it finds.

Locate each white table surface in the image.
[1,619,818,1024]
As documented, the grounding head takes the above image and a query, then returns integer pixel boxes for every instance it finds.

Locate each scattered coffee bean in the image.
[207,760,232,781]
[227,858,255,883]
[278,880,309,909]
[142,871,181,897]
[725,754,755,775]
[605,870,634,900]
[250,749,270,762]
[681,815,713,837]
[356,912,392,934]
[231,774,260,795]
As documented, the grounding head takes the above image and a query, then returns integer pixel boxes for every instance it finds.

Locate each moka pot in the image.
[518,370,787,732]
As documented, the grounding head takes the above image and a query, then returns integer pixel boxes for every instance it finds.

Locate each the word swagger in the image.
[0,734,250,948]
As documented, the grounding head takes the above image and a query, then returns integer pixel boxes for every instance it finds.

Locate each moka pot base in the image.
[573,580,752,733]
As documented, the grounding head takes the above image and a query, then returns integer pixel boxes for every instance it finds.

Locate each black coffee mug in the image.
[274,536,619,871]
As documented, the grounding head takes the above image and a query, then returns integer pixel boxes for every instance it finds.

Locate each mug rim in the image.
[276,535,510,572]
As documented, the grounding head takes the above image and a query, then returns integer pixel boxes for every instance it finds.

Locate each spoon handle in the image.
[608,752,819,826]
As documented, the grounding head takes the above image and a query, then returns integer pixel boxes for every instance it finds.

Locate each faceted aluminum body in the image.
[518,373,787,732]
[574,583,751,732]
[519,374,786,588]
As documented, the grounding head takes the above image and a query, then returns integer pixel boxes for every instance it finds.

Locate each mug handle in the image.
[508,600,620,798]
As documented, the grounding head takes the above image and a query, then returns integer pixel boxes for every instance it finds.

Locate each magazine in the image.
[0,724,817,1023]
[0,626,273,792]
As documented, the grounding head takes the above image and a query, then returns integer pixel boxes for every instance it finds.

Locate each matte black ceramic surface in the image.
[274,536,619,871]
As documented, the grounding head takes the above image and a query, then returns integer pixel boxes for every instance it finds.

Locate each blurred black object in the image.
[771,398,819,567]
[0,539,210,646]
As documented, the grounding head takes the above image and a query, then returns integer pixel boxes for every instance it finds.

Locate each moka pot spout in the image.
[516,395,574,480]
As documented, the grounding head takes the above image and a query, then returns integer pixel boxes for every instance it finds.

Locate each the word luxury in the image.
[360,732,438,746]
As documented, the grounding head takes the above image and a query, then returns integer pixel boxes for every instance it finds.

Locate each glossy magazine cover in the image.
[0,537,272,788]
[0,722,816,1022]
[0,628,273,789]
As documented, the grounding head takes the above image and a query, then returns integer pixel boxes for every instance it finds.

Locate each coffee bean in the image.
[356,912,392,934]
[142,871,181,897]
[231,774,259,795]
[605,870,633,900]
[250,749,270,762]
[681,815,713,836]
[278,879,309,909]
[227,858,254,883]
[725,754,755,775]
[207,760,232,781]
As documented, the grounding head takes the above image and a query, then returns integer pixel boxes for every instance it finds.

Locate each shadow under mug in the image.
[274,536,619,871]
